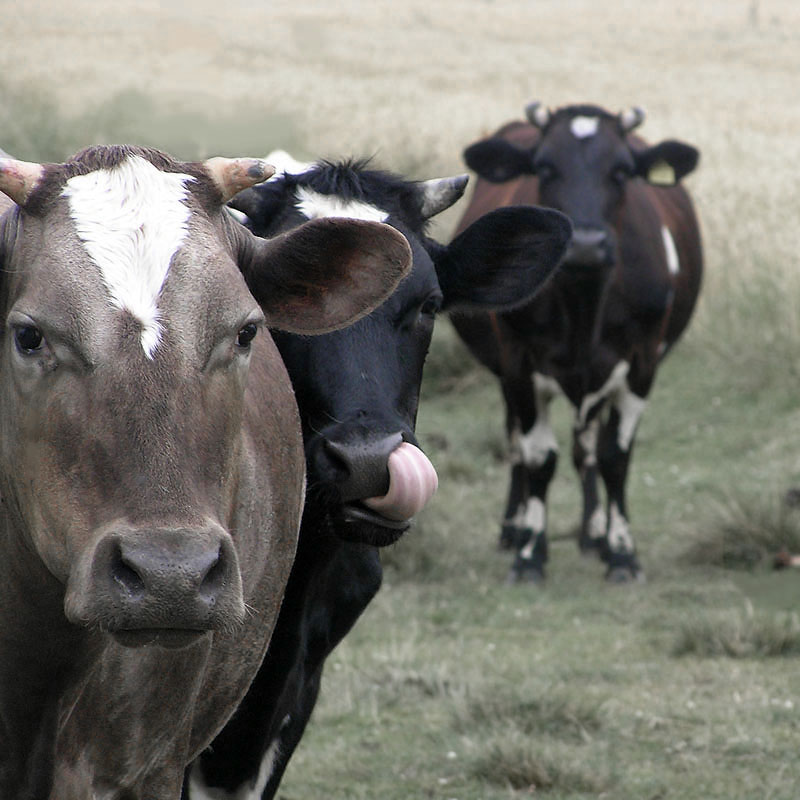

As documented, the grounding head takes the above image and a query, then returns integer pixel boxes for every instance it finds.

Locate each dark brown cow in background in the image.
[452,103,703,582]
[0,145,409,799]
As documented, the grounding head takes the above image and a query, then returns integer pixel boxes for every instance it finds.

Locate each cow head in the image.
[230,158,570,547]
[0,146,410,646]
[464,103,699,268]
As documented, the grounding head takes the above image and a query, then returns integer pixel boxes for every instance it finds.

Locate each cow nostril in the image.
[111,545,146,599]
[199,546,226,600]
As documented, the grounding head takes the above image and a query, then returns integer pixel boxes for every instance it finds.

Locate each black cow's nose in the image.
[564,226,613,266]
[322,432,404,501]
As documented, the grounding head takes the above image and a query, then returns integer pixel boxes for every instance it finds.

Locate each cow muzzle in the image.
[562,226,615,267]
[65,524,245,647]
[314,432,438,547]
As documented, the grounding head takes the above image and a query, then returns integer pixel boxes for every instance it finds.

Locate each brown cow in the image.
[452,103,703,583]
[0,144,410,799]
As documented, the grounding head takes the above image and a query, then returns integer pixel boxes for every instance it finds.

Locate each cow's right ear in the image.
[463,139,535,184]
[435,205,572,311]
[235,216,411,335]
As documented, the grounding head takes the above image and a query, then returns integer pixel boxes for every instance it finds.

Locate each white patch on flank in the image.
[607,502,634,553]
[62,154,194,359]
[263,149,314,181]
[186,734,281,800]
[661,225,680,275]
[614,387,647,452]
[570,116,600,139]
[294,186,388,222]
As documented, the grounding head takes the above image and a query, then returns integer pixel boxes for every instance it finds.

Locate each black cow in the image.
[184,155,571,798]
[452,103,703,583]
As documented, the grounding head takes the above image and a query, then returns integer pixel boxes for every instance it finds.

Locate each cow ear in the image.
[435,206,571,311]
[239,217,411,335]
[463,139,535,184]
[635,140,700,185]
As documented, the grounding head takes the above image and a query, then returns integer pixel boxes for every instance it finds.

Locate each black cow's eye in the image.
[611,165,632,186]
[15,325,44,354]
[236,322,258,349]
[420,295,442,317]
[534,162,557,183]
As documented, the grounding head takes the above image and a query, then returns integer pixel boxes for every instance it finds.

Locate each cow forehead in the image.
[294,186,388,223]
[61,154,196,359]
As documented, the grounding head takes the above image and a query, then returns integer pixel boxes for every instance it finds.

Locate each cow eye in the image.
[236,322,258,349]
[14,325,44,355]
[611,165,632,186]
[420,295,442,317]
[534,161,557,183]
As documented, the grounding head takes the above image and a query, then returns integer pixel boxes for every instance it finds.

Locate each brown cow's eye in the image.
[236,323,258,349]
[15,325,44,354]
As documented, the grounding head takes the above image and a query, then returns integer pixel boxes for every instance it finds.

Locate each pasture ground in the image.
[2,2,800,798]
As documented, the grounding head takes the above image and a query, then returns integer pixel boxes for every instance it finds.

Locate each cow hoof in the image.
[605,564,645,584]
[498,525,518,551]
[506,562,545,585]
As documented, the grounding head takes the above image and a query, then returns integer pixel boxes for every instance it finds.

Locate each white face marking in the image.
[294,186,389,223]
[263,149,314,181]
[661,225,680,275]
[62,155,194,359]
[608,502,634,553]
[570,116,600,139]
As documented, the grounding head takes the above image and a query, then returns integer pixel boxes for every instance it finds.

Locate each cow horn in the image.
[419,175,469,219]
[525,101,551,129]
[619,106,646,133]
[203,157,276,203]
[0,157,46,206]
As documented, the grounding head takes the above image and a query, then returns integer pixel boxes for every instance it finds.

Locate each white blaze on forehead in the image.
[570,116,600,139]
[661,225,680,275]
[294,186,388,222]
[62,154,195,359]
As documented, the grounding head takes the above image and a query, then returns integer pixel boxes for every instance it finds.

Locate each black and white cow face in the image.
[464,104,699,268]
[230,157,571,547]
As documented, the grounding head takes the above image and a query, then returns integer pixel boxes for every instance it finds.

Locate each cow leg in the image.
[596,383,647,582]
[505,372,560,584]
[572,416,606,556]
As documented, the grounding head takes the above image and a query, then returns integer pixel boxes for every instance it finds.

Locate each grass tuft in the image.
[672,606,800,658]
[679,491,800,570]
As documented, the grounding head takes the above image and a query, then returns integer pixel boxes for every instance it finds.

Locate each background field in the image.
[2,2,800,798]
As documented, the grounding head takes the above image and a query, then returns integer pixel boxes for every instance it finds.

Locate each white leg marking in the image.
[513,373,560,467]
[186,735,282,800]
[587,505,607,541]
[519,498,546,558]
[614,386,647,452]
[576,416,600,469]
[661,225,680,275]
[577,361,629,428]
[62,154,194,359]
[294,186,388,222]
[607,502,634,553]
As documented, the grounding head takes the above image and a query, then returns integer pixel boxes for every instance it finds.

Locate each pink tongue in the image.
[362,442,438,522]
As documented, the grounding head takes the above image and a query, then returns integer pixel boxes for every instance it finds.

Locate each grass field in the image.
[2,2,800,797]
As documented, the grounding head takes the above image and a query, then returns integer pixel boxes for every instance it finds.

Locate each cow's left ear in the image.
[236,216,412,335]
[434,205,572,311]
[634,140,700,186]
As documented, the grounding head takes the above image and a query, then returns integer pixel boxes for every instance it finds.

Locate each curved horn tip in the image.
[525,101,551,129]
[419,174,470,220]
[0,157,46,206]
[619,106,646,133]
[203,157,276,203]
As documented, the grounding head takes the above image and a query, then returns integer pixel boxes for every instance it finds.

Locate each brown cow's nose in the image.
[67,525,245,640]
